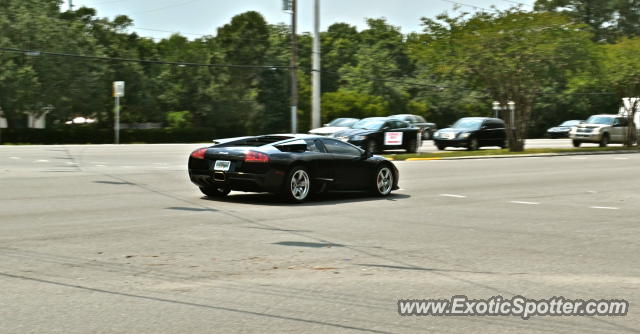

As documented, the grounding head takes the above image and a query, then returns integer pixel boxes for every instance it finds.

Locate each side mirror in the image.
[362,150,374,159]
[323,123,330,127]
[481,125,488,130]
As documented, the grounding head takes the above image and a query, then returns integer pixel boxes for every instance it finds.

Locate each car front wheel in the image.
[282,166,311,203]
[599,134,609,147]
[572,140,582,148]
[372,165,394,196]
[468,138,479,151]
[366,139,379,154]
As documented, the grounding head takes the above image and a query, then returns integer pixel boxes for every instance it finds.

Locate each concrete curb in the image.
[390,150,640,161]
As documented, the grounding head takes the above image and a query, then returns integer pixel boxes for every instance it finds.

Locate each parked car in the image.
[433,117,507,151]
[569,114,635,147]
[389,114,437,140]
[188,134,399,202]
[332,117,421,153]
[308,118,359,136]
[547,120,584,138]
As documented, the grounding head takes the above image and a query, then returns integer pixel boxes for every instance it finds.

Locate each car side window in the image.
[305,139,322,152]
[393,121,407,129]
[617,118,628,126]
[322,139,362,156]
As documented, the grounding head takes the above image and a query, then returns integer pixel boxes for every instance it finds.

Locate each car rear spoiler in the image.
[211,136,253,145]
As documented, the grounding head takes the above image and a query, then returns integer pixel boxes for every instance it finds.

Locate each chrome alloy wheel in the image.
[290,169,310,200]
[376,167,393,195]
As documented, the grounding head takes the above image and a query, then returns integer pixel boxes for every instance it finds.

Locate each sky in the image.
[64,0,536,39]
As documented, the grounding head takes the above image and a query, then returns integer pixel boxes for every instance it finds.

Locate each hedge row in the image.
[0,127,222,144]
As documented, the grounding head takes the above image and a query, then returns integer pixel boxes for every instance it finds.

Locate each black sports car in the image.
[332,117,421,153]
[188,134,399,202]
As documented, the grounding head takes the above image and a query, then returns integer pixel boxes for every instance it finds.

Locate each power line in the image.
[0,47,292,69]
[0,47,614,96]
[132,0,207,15]
[500,0,533,7]
[441,0,498,12]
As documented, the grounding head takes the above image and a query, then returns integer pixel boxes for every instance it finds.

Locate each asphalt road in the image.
[1,144,639,333]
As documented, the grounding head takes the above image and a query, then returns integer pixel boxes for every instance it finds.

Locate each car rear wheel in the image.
[282,166,311,203]
[599,134,609,147]
[372,165,394,196]
[200,186,230,197]
[468,138,479,151]
[406,138,418,153]
[436,145,446,151]
[572,140,582,148]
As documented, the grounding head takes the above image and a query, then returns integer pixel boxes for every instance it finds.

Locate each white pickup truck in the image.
[569,114,637,147]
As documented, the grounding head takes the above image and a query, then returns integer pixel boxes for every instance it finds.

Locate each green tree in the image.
[603,37,640,145]
[416,9,599,151]
[535,0,640,41]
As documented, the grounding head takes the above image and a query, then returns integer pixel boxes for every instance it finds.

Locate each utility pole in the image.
[311,0,321,129]
[289,0,298,133]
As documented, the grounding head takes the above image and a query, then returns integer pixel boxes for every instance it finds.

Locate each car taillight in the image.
[245,151,269,163]
[190,148,207,159]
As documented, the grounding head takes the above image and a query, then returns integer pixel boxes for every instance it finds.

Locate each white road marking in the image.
[95,165,107,167]
[590,206,620,210]
[9,157,20,160]
[614,157,629,160]
[35,160,49,163]
[570,157,587,160]
[509,201,540,205]
[440,194,467,198]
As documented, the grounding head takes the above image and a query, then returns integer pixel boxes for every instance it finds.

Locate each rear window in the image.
[217,136,294,147]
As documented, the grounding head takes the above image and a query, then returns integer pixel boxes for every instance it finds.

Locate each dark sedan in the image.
[389,114,437,140]
[433,117,507,151]
[332,117,421,153]
[547,120,584,138]
[188,134,399,202]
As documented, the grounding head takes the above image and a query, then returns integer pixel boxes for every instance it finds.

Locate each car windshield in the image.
[452,119,483,130]
[328,118,358,127]
[560,120,581,127]
[390,115,411,122]
[352,119,385,130]
[585,116,614,125]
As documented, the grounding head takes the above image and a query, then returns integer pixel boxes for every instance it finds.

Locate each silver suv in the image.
[569,114,633,147]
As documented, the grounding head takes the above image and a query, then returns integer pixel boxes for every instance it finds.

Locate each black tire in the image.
[200,186,230,197]
[499,140,507,149]
[467,137,479,151]
[281,165,311,203]
[366,139,379,154]
[599,134,609,147]
[406,137,418,153]
[572,140,581,148]
[436,145,446,151]
[371,164,394,197]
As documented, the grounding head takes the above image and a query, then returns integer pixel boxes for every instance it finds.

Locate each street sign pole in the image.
[113,81,125,145]
[114,96,120,145]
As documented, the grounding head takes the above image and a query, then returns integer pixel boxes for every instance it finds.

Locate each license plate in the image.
[214,160,231,171]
